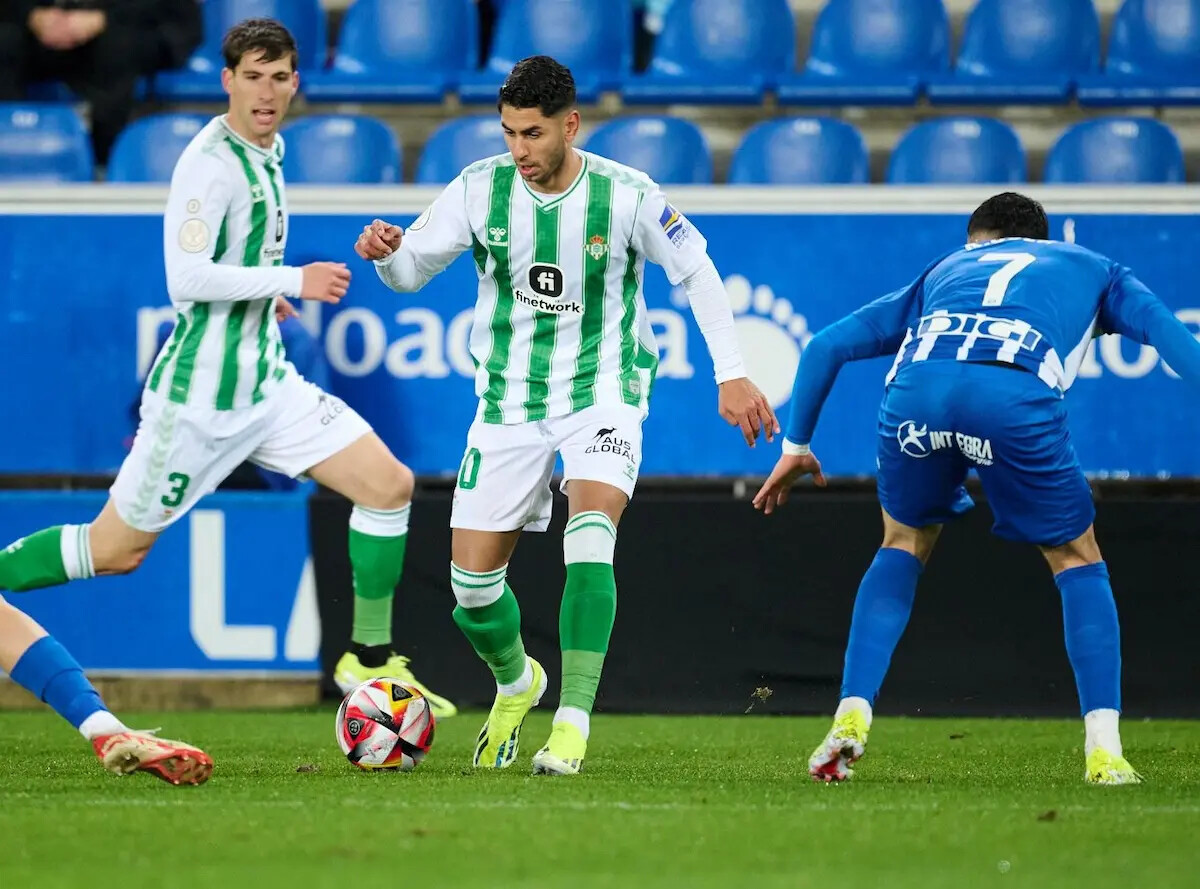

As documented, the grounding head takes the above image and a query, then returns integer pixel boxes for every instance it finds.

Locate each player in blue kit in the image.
[753,192,1200,785]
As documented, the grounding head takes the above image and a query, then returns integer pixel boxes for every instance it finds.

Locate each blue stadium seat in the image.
[621,0,795,105]
[458,0,631,104]
[1077,0,1200,106]
[728,117,868,184]
[778,0,950,106]
[0,104,92,182]
[154,0,328,101]
[1043,117,1185,183]
[107,114,208,183]
[304,0,476,103]
[414,115,509,184]
[581,116,712,184]
[281,115,401,183]
[886,118,1026,184]
[926,0,1100,103]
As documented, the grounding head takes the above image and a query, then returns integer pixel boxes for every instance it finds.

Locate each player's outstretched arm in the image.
[164,151,311,304]
[633,191,778,446]
[1101,265,1200,388]
[363,176,473,293]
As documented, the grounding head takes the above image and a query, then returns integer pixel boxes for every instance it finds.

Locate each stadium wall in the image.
[1,186,1199,479]
[310,484,1200,718]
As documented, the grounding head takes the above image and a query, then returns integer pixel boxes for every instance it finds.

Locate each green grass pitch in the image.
[1,710,1196,888]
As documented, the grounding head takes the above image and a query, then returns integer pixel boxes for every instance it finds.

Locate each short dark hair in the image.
[967,192,1050,241]
[222,18,298,71]
[497,56,576,116]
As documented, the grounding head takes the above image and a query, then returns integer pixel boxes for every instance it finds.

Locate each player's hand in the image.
[354,219,402,261]
[718,377,780,447]
[752,452,827,515]
[274,296,299,323]
[301,262,351,304]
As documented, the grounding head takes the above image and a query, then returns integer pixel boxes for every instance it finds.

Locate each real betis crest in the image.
[587,234,608,260]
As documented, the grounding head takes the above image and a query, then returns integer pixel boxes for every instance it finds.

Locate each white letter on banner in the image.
[189,510,276,660]
[386,308,449,378]
[284,556,321,662]
[325,308,386,377]
[648,309,694,379]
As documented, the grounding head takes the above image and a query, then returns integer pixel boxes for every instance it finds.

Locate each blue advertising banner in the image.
[2,193,1198,478]
[0,491,319,674]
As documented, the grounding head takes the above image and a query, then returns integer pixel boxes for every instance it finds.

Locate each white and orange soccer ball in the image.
[335,678,435,771]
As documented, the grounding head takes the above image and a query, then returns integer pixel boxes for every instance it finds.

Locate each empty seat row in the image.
[135,0,1200,106]
[0,104,1189,185]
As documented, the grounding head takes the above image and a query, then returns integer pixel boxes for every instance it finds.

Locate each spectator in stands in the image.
[0,1,202,169]
[633,0,675,70]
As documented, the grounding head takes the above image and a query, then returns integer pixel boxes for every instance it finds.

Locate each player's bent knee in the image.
[1040,526,1102,574]
[363,460,413,511]
[564,511,617,566]
[880,512,940,564]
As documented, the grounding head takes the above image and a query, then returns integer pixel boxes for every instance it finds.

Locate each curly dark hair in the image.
[968,192,1050,241]
[222,18,298,71]
[497,56,576,116]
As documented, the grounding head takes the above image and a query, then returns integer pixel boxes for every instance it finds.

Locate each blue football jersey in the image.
[886,238,1151,392]
[785,237,1200,446]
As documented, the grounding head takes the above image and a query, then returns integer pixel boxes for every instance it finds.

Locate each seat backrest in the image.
[1106,0,1200,76]
[886,117,1026,184]
[582,116,712,184]
[281,115,401,183]
[415,115,509,184]
[334,0,476,75]
[649,0,795,78]
[729,117,868,184]
[0,104,92,182]
[107,113,208,183]
[190,0,328,72]
[805,0,950,76]
[955,0,1099,76]
[486,0,631,79]
[1044,117,1185,183]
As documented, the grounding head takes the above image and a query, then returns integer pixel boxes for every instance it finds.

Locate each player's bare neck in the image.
[528,149,583,196]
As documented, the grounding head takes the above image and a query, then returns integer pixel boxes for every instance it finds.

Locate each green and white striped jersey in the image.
[149,116,303,411]
[376,151,710,424]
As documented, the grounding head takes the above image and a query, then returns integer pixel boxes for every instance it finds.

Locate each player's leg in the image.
[448,419,556,767]
[530,406,642,776]
[249,379,454,716]
[0,595,211,784]
[1038,527,1137,784]
[811,366,970,781]
[963,363,1138,784]
[0,393,240,593]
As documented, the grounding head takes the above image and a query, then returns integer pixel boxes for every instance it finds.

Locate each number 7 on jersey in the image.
[977,252,1036,307]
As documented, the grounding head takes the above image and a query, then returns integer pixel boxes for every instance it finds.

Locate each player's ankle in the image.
[1084,708,1121,756]
[497,659,533,696]
[835,696,873,727]
[553,706,590,740]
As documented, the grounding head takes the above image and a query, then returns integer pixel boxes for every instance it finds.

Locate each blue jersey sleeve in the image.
[1099,264,1200,389]
[785,276,924,446]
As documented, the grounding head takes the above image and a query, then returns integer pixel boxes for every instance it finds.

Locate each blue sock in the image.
[1055,561,1121,715]
[9,635,109,730]
[840,547,923,704]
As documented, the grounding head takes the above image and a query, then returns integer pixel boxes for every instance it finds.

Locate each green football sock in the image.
[349,506,410,648]
[559,512,619,713]
[0,525,92,592]
[451,565,527,685]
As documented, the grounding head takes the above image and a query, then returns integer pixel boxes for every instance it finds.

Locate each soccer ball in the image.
[335,678,435,771]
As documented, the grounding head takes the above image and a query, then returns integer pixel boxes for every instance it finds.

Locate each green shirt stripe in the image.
[167,302,210,404]
[481,166,516,424]
[148,312,187,394]
[215,138,268,410]
[523,201,560,420]
[618,244,643,407]
[569,172,614,412]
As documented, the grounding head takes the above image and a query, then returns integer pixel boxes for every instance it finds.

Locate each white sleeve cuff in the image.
[782,439,810,456]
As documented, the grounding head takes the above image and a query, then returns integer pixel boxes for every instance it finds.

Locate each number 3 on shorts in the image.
[161,471,191,508]
[458,448,481,491]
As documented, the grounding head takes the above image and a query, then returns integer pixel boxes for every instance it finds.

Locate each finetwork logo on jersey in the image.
[897,420,993,466]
